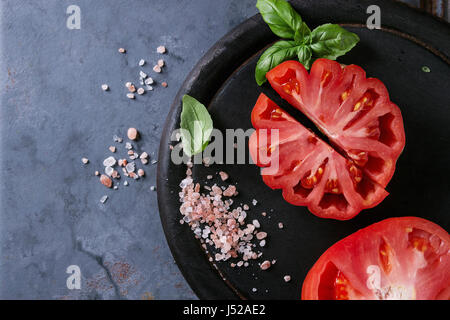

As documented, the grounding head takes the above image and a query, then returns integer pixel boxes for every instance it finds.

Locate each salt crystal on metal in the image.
[157,45,166,54]
[139,71,147,79]
[126,162,136,173]
[103,156,116,167]
[105,166,114,177]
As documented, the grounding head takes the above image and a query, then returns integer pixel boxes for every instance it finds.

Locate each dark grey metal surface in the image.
[0,0,257,300]
[0,0,442,300]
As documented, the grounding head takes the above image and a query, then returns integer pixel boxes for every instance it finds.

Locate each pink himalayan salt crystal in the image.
[178,171,264,264]
[223,185,236,197]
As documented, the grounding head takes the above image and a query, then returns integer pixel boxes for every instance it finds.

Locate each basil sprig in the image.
[180,95,213,157]
[255,0,359,85]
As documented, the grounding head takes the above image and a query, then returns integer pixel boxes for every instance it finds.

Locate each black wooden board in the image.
[157,0,450,299]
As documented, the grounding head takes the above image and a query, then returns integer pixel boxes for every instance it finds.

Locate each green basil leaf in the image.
[309,23,359,60]
[297,45,312,69]
[256,0,303,39]
[180,95,213,157]
[294,22,311,44]
[255,40,299,85]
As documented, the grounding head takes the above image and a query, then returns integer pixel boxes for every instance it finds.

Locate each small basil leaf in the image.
[294,22,311,44]
[297,45,312,69]
[309,23,359,60]
[180,95,213,157]
[256,0,304,39]
[255,40,299,85]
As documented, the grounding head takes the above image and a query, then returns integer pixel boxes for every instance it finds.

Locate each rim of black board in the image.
[157,0,450,300]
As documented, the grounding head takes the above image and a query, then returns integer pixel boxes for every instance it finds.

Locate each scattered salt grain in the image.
[278,222,284,229]
[138,169,145,177]
[259,240,266,247]
[100,195,108,203]
[157,59,165,67]
[127,127,139,140]
[100,174,113,188]
[252,199,258,206]
[153,65,162,73]
[126,162,136,173]
[252,288,257,292]
[137,87,145,95]
[138,59,146,66]
[101,84,109,91]
[124,181,129,186]
[127,93,135,99]
[113,135,123,143]
[139,71,148,79]
[223,185,236,197]
[103,156,116,167]
[105,166,114,177]
[109,146,116,153]
[256,232,267,240]
[125,82,132,88]
[141,158,148,165]
[284,275,291,282]
[81,157,89,164]
[94,171,99,176]
[219,171,229,181]
[118,48,126,53]
[260,260,271,270]
[111,170,120,179]
[252,219,260,228]
[150,186,156,191]
[128,84,136,93]
[157,45,166,54]
[145,77,154,85]
[140,152,148,159]
[161,82,168,88]
[125,142,132,150]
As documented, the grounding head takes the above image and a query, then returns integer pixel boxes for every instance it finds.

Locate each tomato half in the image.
[266,59,405,188]
[249,94,388,220]
[302,217,450,300]
[249,59,405,219]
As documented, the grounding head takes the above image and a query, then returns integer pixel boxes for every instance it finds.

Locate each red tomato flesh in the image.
[302,217,450,300]
[266,59,405,188]
[249,59,405,219]
[249,94,388,220]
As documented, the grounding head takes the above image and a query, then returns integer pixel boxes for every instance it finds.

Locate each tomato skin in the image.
[249,94,388,220]
[266,59,405,188]
[301,217,450,300]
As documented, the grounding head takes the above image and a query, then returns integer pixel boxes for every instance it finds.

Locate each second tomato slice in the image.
[249,94,388,220]
[249,59,405,220]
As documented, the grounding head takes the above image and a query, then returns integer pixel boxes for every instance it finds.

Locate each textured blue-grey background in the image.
[0,0,441,299]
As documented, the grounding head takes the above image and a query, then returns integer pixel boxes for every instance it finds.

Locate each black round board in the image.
[157,0,450,300]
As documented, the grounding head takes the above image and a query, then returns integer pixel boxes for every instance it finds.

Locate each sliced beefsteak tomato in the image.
[302,217,450,300]
[266,59,405,188]
[249,59,405,219]
[249,94,388,220]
